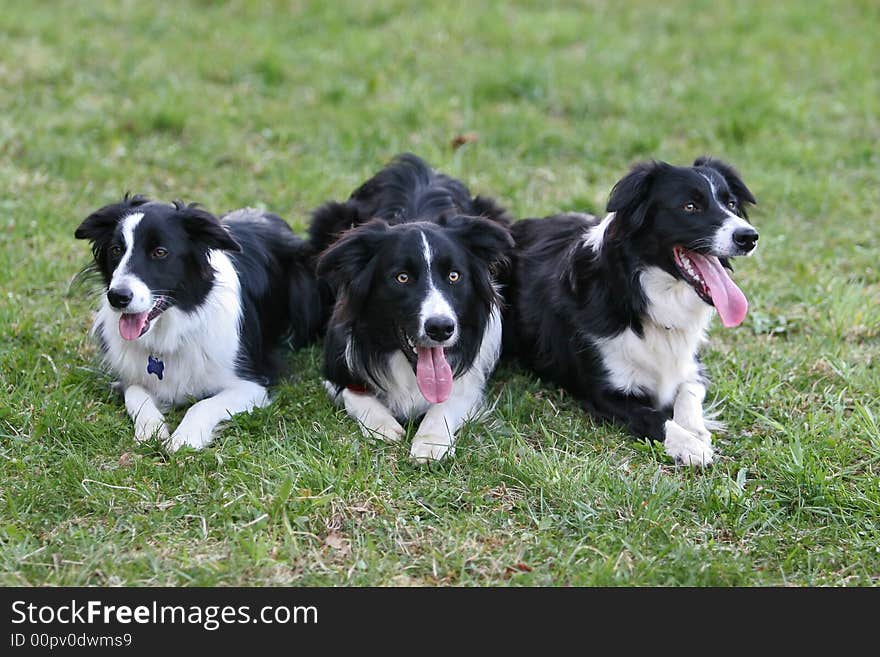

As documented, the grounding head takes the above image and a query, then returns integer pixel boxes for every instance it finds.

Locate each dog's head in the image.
[317,215,512,402]
[604,157,758,327]
[75,196,240,341]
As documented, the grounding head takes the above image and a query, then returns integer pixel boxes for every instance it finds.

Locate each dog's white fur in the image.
[110,213,152,313]
[96,226,268,451]
[581,212,615,254]
[417,233,459,345]
[575,169,757,468]
[588,231,717,466]
[328,304,502,462]
[700,173,755,255]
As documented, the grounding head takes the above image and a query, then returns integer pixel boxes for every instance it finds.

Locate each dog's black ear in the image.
[606,160,667,238]
[308,200,363,256]
[177,203,241,252]
[442,214,514,266]
[75,194,149,242]
[317,218,389,291]
[694,156,757,216]
[471,195,513,226]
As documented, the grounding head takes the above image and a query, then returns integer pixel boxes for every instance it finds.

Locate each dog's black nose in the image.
[732,227,759,252]
[424,316,455,342]
[107,287,133,309]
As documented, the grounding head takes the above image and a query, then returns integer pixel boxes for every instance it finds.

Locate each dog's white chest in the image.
[596,267,713,407]
[596,325,702,406]
[363,305,502,421]
[94,251,244,407]
[379,351,433,420]
[125,341,237,405]
[98,315,242,406]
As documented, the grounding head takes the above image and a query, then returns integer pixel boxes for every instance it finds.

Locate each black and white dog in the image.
[312,154,514,462]
[504,157,758,466]
[75,196,326,450]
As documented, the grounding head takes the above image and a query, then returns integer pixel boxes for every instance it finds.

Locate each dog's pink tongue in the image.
[119,312,149,341]
[416,346,453,404]
[689,252,749,327]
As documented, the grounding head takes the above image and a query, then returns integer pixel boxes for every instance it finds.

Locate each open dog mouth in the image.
[672,246,748,328]
[398,328,454,405]
[118,297,171,341]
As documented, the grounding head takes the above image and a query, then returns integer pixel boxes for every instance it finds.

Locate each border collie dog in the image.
[75,196,326,451]
[311,154,513,462]
[504,157,758,467]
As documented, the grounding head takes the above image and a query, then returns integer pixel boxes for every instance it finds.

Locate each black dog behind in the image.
[311,153,513,462]
[76,196,327,450]
[503,157,759,466]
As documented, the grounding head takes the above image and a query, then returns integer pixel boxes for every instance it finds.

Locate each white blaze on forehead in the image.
[109,212,152,313]
[418,231,457,343]
[699,172,749,222]
[699,172,754,255]
[420,230,433,269]
[700,172,728,210]
[113,212,144,280]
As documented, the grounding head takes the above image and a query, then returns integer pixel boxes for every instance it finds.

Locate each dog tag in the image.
[147,355,165,380]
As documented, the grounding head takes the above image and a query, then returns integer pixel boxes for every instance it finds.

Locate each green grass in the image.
[1,0,879,586]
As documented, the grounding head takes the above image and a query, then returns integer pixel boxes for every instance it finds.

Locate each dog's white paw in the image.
[678,421,712,445]
[167,421,214,452]
[410,434,455,463]
[663,420,714,467]
[360,420,405,443]
[692,426,712,445]
[134,419,170,443]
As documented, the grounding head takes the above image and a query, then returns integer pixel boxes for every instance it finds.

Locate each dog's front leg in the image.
[340,387,405,443]
[410,377,483,463]
[586,388,713,467]
[167,380,269,451]
[673,380,711,444]
[124,385,170,443]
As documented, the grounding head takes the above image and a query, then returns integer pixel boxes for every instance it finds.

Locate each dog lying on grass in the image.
[75,195,326,450]
[311,154,514,462]
[503,157,759,466]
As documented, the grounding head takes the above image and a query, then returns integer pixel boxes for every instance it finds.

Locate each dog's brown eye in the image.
[395,272,409,284]
[448,271,460,283]
[109,245,123,257]
[151,247,168,259]
[683,202,698,213]
[727,200,737,210]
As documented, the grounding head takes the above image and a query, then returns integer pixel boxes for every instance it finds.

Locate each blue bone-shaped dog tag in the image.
[147,355,164,380]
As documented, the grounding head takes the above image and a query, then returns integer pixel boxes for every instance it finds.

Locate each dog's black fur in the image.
[76,195,326,386]
[311,153,513,396]
[503,157,758,463]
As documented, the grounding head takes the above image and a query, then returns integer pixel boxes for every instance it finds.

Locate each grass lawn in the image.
[1,0,878,586]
